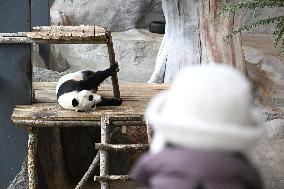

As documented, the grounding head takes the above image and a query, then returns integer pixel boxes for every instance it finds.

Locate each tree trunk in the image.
[149,0,245,83]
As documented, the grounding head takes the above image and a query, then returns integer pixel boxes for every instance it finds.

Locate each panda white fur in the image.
[56,63,122,112]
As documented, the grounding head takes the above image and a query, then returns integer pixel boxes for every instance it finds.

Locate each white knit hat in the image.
[146,64,264,153]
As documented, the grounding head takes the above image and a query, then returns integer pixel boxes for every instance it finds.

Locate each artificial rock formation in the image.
[249,106,284,189]
[32,45,69,72]
[50,0,153,32]
[57,29,163,83]
[243,34,284,110]
[243,34,284,189]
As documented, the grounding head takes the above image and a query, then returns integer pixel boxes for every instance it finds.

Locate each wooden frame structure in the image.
[12,82,167,189]
[0,25,120,99]
[1,25,122,189]
[1,25,167,189]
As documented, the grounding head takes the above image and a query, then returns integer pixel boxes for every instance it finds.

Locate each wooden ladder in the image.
[75,116,152,189]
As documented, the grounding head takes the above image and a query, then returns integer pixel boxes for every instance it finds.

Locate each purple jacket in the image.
[131,148,262,189]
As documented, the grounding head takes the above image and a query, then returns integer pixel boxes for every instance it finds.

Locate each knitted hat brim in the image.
[145,92,264,152]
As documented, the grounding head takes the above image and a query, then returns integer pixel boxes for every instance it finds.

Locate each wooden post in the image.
[27,128,38,189]
[149,0,245,83]
[100,116,110,189]
[146,120,153,144]
[75,153,100,189]
[106,31,121,99]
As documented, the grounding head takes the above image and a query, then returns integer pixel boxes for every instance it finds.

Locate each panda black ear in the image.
[72,98,79,107]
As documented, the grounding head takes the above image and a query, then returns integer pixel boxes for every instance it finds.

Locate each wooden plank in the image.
[32,26,51,31]
[0,33,27,37]
[61,26,72,38]
[1,25,108,43]
[94,175,130,182]
[95,26,106,33]
[95,26,106,37]
[33,82,169,90]
[72,26,85,38]
[0,37,99,44]
[32,26,41,31]
[28,25,97,40]
[33,83,169,103]
[60,26,75,31]
[95,143,149,151]
[0,35,108,44]
[12,101,144,118]
[12,84,169,123]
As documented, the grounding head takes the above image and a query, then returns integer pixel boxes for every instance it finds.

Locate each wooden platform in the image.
[11,82,169,128]
[0,25,109,44]
[3,25,158,189]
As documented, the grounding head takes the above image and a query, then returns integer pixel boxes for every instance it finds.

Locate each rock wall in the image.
[54,29,163,83]
[249,107,284,189]
[243,34,284,111]
[243,34,284,189]
[242,8,284,34]
[50,0,164,32]
[47,0,165,82]
[50,0,282,34]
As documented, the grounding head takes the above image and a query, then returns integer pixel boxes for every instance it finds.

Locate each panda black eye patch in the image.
[88,95,94,101]
[72,98,79,107]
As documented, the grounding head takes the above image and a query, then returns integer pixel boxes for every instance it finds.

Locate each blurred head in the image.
[146,63,264,153]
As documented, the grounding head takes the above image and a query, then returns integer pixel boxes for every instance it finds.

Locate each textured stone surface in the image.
[242,8,284,34]
[50,0,164,32]
[7,160,28,189]
[265,119,284,139]
[245,37,284,189]
[242,34,284,111]
[32,44,69,72]
[33,67,69,82]
[56,29,163,83]
[250,137,284,189]
[248,106,284,189]
[49,45,69,72]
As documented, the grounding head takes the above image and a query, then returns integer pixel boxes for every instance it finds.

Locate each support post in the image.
[106,31,120,99]
[75,153,100,189]
[100,116,110,189]
[146,120,153,144]
[27,128,38,189]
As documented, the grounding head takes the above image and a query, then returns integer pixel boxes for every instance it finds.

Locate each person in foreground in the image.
[131,64,264,189]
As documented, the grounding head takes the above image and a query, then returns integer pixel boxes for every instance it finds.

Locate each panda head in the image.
[72,90,102,112]
[58,90,102,112]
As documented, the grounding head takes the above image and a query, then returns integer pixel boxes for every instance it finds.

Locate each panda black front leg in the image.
[97,97,123,106]
[86,63,119,86]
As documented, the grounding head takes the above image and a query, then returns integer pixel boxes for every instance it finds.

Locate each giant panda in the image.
[56,63,122,112]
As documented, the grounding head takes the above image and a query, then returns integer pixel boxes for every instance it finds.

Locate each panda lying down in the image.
[56,63,123,112]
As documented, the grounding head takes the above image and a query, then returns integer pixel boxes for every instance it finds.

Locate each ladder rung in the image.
[95,143,149,151]
[94,175,131,182]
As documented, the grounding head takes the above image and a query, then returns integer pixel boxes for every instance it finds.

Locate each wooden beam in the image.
[95,143,149,151]
[94,175,130,182]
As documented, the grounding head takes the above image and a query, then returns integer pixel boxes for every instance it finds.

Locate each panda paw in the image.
[110,62,120,73]
[114,98,123,106]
